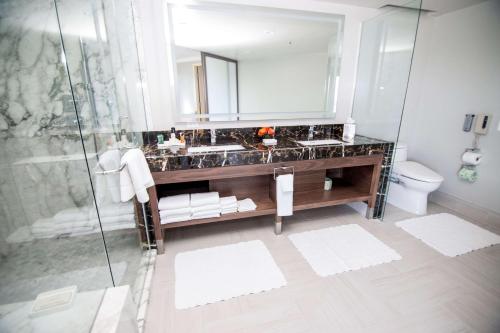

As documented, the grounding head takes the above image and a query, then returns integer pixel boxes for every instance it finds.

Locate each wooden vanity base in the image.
[149,155,383,254]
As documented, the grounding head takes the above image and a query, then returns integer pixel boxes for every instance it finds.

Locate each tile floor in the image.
[145,203,500,333]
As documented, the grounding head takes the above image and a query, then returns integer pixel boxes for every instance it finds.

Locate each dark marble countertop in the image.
[142,132,391,172]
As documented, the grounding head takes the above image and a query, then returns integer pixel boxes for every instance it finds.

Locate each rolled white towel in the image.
[191,192,220,207]
[161,214,191,224]
[158,194,190,211]
[220,196,237,207]
[159,207,191,218]
[191,203,221,214]
[237,198,257,212]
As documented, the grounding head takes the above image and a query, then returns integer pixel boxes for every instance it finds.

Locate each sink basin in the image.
[296,139,344,146]
[187,144,246,154]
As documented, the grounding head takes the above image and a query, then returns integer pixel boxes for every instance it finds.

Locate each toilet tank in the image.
[393,143,408,162]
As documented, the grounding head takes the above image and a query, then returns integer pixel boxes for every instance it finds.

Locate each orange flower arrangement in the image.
[257,127,275,139]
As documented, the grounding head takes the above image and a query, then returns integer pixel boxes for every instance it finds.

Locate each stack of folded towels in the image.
[158,194,191,224]
[159,192,257,224]
[220,196,238,214]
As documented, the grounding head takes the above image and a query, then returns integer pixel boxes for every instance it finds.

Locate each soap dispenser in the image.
[343,118,356,142]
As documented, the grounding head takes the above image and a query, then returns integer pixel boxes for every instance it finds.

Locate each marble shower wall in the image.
[0,0,142,253]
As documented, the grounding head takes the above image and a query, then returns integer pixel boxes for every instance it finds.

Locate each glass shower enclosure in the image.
[0,0,151,331]
[351,1,422,219]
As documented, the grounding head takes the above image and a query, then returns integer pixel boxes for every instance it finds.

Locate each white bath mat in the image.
[396,213,500,257]
[175,240,286,309]
[288,224,401,277]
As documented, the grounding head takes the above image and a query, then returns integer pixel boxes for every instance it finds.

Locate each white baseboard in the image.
[430,191,500,224]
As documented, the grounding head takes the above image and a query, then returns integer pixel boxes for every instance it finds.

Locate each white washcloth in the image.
[192,212,220,220]
[237,198,257,212]
[120,149,154,203]
[221,207,237,215]
[191,203,222,214]
[191,192,220,207]
[276,174,294,216]
[158,194,190,211]
[220,196,237,207]
[161,214,191,224]
[159,207,191,218]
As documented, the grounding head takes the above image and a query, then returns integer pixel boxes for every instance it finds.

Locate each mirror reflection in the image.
[169,4,344,122]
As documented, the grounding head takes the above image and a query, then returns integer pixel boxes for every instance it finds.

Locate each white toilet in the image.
[387,143,444,215]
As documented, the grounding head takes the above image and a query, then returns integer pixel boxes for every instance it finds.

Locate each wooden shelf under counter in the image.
[148,154,383,254]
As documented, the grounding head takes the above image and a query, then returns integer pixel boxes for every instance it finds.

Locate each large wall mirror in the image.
[167,2,344,122]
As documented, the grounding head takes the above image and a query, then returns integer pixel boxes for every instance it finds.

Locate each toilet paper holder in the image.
[273,166,294,179]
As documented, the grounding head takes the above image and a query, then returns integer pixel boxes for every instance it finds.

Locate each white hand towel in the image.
[192,208,221,218]
[159,207,191,218]
[161,214,191,224]
[158,194,190,211]
[220,196,237,207]
[276,174,294,216]
[190,192,220,207]
[237,198,257,212]
[191,203,222,214]
[120,149,154,203]
[192,211,220,220]
[221,207,237,215]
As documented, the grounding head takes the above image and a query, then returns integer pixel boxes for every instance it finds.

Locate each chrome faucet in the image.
[210,128,216,144]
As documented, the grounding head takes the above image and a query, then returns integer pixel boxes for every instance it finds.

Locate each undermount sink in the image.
[187,144,246,154]
[296,139,344,146]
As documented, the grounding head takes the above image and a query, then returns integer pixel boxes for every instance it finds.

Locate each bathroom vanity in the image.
[141,126,393,254]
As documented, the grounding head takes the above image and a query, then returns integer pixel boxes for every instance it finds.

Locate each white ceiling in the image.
[315,0,490,15]
[170,5,342,61]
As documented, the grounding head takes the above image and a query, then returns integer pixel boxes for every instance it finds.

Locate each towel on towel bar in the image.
[158,194,190,211]
[191,192,220,207]
[276,174,294,216]
[120,149,154,203]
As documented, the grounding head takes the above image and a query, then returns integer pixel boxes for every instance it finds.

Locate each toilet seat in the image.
[393,161,443,183]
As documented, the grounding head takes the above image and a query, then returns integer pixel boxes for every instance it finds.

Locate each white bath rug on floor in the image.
[288,224,401,277]
[175,240,286,309]
[396,213,500,257]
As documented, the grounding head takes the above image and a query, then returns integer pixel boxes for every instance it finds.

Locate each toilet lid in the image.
[393,161,444,183]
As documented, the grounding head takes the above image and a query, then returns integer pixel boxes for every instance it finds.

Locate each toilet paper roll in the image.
[462,151,482,165]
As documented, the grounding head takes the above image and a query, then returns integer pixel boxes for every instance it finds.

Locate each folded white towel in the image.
[220,196,237,207]
[221,207,237,215]
[120,149,154,203]
[191,203,222,214]
[238,198,257,212]
[159,207,191,218]
[96,202,134,218]
[161,214,191,224]
[192,212,220,220]
[191,192,220,207]
[158,194,190,211]
[192,209,221,218]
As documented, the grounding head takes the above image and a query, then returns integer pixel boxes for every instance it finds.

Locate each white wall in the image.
[238,52,328,115]
[136,0,378,130]
[400,0,500,214]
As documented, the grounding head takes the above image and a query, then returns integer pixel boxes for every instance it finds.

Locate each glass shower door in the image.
[351,1,421,219]
[54,0,153,307]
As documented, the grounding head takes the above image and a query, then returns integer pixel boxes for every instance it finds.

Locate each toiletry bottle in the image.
[343,118,356,142]
[170,127,176,140]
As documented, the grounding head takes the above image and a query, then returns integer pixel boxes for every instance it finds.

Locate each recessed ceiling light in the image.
[264,30,274,35]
